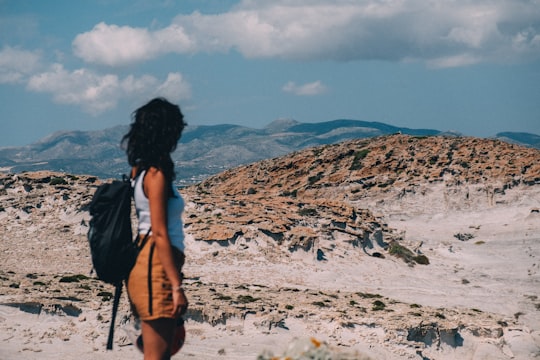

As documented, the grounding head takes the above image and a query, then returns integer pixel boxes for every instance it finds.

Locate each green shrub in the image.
[435,312,446,319]
[350,149,370,170]
[308,172,323,185]
[388,242,429,265]
[388,242,415,263]
[97,291,113,301]
[298,208,318,216]
[312,301,327,307]
[356,292,382,299]
[50,177,67,185]
[59,274,89,283]
[236,295,259,304]
[281,189,298,198]
[372,300,386,311]
[413,255,430,265]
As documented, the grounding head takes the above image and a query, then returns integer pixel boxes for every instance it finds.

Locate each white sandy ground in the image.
[1,184,539,359]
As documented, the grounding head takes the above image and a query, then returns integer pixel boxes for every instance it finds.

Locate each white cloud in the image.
[0,46,41,84]
[27,64,191,114]
[72,0,540,67]
[427,54,483,69]
[155,72,192,101]
[282,80,326,96]
[72,22,193,66]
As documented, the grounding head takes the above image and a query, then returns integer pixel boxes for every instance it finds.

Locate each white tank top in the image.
[132,170,185,252]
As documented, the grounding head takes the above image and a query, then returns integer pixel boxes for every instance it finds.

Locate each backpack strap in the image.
[105,228,152,350]
[106,283,123,350]
[147,241,156,316]
[138,227,152,251]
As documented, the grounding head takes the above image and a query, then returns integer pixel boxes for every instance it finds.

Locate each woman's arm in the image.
[144,167,187,317]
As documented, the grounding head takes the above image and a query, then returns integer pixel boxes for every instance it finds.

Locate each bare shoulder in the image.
[144,167,167,190]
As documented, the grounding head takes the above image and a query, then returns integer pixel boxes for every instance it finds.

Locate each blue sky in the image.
[1,0,539,147]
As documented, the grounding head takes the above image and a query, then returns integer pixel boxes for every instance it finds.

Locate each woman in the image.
[122,98,188,359]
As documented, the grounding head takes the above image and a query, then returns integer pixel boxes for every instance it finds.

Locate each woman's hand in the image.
[172,287,188,317]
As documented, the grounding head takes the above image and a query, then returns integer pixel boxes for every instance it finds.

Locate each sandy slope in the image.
[1,178,539,359]
[179,192,540,359]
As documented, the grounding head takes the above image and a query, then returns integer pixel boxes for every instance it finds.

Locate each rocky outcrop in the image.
[183,134,540,260]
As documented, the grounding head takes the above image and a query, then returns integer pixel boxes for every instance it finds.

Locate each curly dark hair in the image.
[121,98,186,185]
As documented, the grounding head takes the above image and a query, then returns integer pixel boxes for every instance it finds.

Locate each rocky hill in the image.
[1,118,538,185]
[185,134,539,252]
[1,134,539,359]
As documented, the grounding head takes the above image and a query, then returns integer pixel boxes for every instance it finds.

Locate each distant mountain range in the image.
[0,119,538,184]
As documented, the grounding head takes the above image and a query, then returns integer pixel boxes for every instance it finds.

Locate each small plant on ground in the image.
[215,294,232,301]
[312,301,327,307]
[413,254,430,265]
[59,274,89,283]
[372,300,386,311]
[97,291,113,301]
[388,242,412,258]
[236,295,259,304]
[50,177,67,185]
[454,233,475,241]
[281,189,298,198]
[387,242,430,265]
[298,208,318,216]
[308,172,324,185]
[356,292,382,299]
[350,149,370,170]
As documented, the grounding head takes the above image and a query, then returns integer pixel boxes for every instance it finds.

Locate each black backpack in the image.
[88,176,136,285]
[88,175,149,349]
